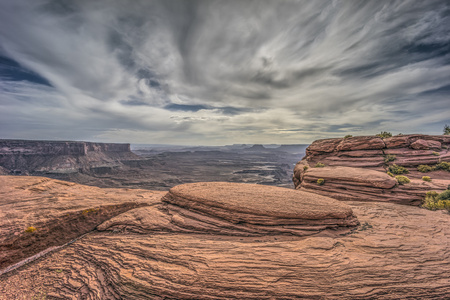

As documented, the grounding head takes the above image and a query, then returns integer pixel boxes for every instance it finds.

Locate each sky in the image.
[0,0,449,145]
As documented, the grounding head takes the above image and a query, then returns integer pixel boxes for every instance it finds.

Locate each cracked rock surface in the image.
[1,176,449,299]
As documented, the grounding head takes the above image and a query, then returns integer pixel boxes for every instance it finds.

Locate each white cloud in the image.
[0,0,449,145]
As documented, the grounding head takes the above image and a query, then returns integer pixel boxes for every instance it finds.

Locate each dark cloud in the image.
[0,0,449,145]
[0,56,52,87]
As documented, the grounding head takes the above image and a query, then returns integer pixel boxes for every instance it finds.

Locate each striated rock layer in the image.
[293,134,450,205]
[0,139,141,175]
[1,201,449,299]
[1,176,449,299]
[98,182,359,237]
[0,176,166,270]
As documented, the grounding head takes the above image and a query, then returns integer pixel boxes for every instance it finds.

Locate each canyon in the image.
[1,135,449,299]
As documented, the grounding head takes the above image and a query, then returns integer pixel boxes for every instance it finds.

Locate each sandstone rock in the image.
[306,138,342,153]
[384,135,410,148]
[336,136,385,151]
[303,166,397,189]
[0,176,165,270]
[100,182,359,237]
[2,198,449,299]
[410,139,441,150]
[293,134,450,205]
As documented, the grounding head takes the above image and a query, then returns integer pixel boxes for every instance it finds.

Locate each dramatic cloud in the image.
[0,0,449,145]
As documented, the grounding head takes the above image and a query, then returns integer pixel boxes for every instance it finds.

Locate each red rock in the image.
[410,139,441,150]
[293,134,450,205]
[303,166,397,189]
[306,138,342,153]
[336,136,385,151]
[384,136,410,148]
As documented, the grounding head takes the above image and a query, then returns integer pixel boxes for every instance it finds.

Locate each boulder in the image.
[410,139,441,150]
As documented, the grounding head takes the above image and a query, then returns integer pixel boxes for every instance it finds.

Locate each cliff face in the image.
[0,139,140,175]
[293,134,450,205]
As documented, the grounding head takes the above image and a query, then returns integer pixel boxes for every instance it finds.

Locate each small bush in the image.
[303,165,309,171]
[25,226,37,233]
[432,162,450,171]
[82,208,98,214]
[376,131,392,139]
[315,162,325,168]
[432,152,440,156]
[444,124,450,135]
[438,189,450,200]
[344,135,353,139]
[417,165,432,173]
[389,164,409,175]
[387,171,394,177]
[317,178,325,185]
[384,154,396,163]
[422,176,431,182]
[423,191,450,211]
[395,175,410,185]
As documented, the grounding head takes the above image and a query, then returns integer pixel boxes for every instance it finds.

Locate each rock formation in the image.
[0,139,141,175]
[293,134,450,205]
[1,176,449,299]
[99,182,359,237]
[0,175,165,271]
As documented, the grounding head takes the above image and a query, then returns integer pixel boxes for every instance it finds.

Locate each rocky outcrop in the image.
[293,134,450,205]
[0,176,166,271]
[99,182,359,237]
[1,176,449,299]
[0,139,141,175]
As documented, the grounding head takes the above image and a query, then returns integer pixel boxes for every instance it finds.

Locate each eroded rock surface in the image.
[1,200,449,299]
[293,134,450,204]
[0,176,165,270]
[99,182,359,237]
[1,176,449,299]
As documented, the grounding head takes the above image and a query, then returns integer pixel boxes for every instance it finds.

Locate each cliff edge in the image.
[0,139,141,175]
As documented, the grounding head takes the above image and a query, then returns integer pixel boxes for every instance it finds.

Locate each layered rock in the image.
[293,134,450,205]
[1,180,449,298]
[99,182,359,237]
[0,139,141,175]
[0,176,165,271]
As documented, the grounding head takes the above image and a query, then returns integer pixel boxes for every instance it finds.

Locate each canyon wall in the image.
[0,139,139,175]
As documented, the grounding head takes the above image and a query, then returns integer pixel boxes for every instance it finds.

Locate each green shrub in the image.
[376,131,392,139]
[422,176,431,182]
[432,152,440,156]
[317,178,325,185]
[344,135,353,139]
[444,124,450,135]
[395,175,410,185]
[438,189,450,200]
[389,164,409,174]
[303,165,309,171]
[423,191,450,211]
[315,162,325,168]
[384,154,396,163]
[432,162,450,171]
[387,172,394,177]
[417,165,432,173]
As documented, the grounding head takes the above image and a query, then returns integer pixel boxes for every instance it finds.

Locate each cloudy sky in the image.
[0,0,449,145]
